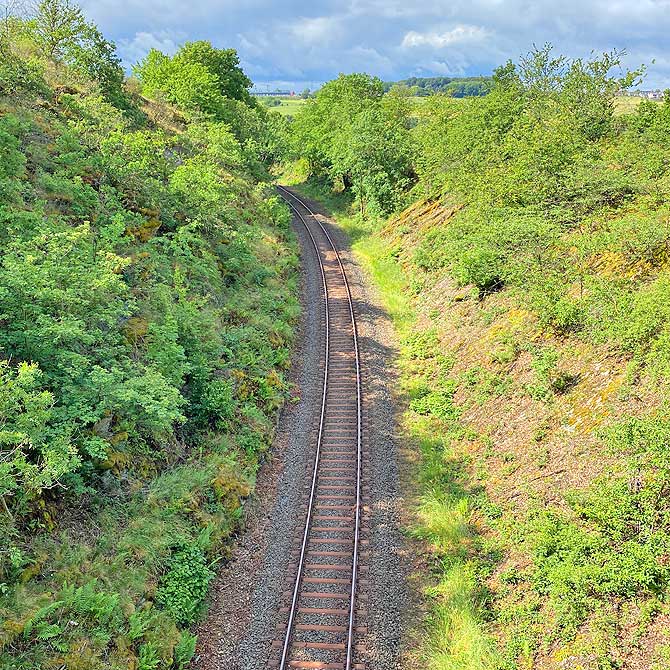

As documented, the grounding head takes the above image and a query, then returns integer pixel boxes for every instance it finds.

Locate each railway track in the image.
[270,186,367,670]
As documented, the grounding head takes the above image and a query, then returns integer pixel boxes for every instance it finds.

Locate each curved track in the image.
[270,186,366,670]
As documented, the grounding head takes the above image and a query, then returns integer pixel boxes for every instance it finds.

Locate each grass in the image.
[281,167,413,327]
[264,96,430,119]
[614,95,661,115]
[262,97,307,117]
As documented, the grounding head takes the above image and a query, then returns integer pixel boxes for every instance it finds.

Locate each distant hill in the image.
[384,76,491,97]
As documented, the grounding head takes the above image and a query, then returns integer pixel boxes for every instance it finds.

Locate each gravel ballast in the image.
[193,190,413,670]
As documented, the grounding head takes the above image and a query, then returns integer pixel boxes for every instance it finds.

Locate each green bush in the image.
[452,246,504,294]
[155,544,215,626]
[410,381,460,420]
[0,4,298,669]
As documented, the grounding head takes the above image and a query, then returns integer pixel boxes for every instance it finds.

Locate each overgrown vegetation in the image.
[287,45,670,669]
[0,2,297,668]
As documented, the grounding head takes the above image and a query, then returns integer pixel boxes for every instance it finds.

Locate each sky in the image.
[79,0,670,91]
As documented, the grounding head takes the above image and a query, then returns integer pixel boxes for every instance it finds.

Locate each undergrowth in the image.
[0,5,298,668]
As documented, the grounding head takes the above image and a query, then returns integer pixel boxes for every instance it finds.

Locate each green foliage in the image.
[173,631,197,669]
[291,73,414,215]
[410,381,460,420]
[528,435,670,638]
[156,544,214,626]
[134,42,288,172]
[0,3,299,668]
[138,642,160,670]
[135,41,254,112]
[0,360,78,506]
[29,0,129,108]
[31,0,88,60]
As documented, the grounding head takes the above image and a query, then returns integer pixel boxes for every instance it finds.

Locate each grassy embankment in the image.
[285,148,670,669]
[0,16,298,670]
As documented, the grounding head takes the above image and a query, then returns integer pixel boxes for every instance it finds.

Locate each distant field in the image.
[262,94,655,119]
[263,95,466,118]
[260,97,307,116]
[614,95,661,115]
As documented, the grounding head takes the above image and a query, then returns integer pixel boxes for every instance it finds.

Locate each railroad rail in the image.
[270,186,366,670]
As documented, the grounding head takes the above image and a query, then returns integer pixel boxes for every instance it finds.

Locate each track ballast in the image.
[269,187,367,670]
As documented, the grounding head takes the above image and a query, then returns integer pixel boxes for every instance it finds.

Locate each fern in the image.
[173,631,197,669]
[23,600,64,638]
[138,642,161,670]
[34,622,61,641]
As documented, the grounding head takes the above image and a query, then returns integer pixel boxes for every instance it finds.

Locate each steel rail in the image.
[277,185,363,670]
[277,192,330,670]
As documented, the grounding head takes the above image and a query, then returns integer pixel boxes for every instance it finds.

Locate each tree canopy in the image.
[292,73,414,215]
[134,41,256,114]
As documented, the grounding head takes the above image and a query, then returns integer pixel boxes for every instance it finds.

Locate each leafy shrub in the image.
[155,544,214,626]
[413,227,452,271]
[0,55,46,96]
[452,246,504,294]
[0,360,78,510]
[618,275,670,350]
[402,329,442,360]
[524,412,670,637]
[535,295,586,335]
[410,381,460,420]
[529,485,670,638]
[202,378,237,430]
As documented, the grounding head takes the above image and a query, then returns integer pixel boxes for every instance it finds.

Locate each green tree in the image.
[176,41,254,106]
[31,0,87,60]
[134,41,255,115]
[27,0,128,107]
[292,73,412,214]
[134,44,286,171]
[67,23,126,106]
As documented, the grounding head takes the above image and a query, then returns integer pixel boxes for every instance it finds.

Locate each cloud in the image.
[401,25,492,49]
[291,16,344,46]
[117,30,184,68]
[77,0,670,89]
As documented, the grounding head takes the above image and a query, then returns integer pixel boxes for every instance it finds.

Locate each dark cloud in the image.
[79,0,670,88]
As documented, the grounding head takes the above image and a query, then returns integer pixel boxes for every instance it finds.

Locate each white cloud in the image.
[75,0,670,89]
[291,16,343,46]
[402,25,491,49]
[117,30,185,68]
